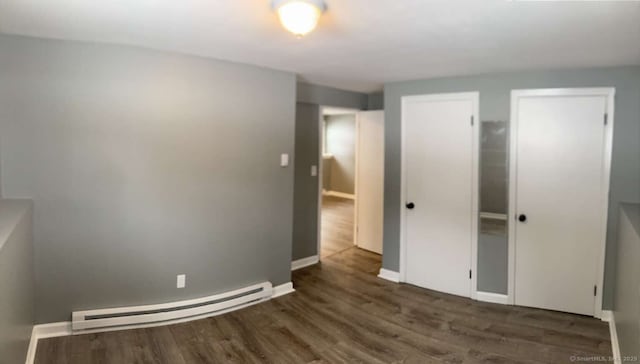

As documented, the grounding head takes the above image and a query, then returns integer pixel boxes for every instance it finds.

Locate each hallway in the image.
[320,195,354,258]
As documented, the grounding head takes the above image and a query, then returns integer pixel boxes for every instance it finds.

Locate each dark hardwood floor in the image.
[321,195,354,259]
[35,246,611,363]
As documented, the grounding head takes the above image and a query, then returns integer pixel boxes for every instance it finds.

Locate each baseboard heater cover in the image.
[72,282,272,331]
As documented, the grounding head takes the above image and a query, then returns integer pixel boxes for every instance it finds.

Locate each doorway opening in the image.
[319,107,358,259]
[317,107,385,261]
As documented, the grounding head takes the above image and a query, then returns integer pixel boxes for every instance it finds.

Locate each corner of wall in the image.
[367,91,384,110]
[296,82,368,110]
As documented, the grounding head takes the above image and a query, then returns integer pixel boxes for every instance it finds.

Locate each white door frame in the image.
[508,88,615,318]
[353,111,360,250]
[399,92,480,299]
[316,106,323,261]
[317,106,361,260]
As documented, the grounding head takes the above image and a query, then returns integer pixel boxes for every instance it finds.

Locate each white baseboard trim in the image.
[25,322,73,364]
[602,310,621,364]
[24,282,296,364]
[476,291,509,305]
[377,268,400,283]
[25,328,37,364]
[272,282,295,298]
[24,299,270,362]
[322,190,355,200]
[32,321,72,339]
[291,255,319,271]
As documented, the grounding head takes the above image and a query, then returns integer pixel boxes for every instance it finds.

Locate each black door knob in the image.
[406,202,415,209]
[518,214,527,222]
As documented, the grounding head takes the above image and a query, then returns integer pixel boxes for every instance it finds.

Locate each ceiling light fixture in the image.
[272,0,326,37]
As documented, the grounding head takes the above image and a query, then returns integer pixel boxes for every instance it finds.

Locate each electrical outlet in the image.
[176,274,186,288]
[311,165,318,176]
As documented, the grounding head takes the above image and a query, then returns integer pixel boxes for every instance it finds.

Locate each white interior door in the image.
[402,93,478,298]
[355,111,384,254]
[511,89,612,316]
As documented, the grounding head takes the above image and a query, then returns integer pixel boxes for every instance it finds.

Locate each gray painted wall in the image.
[292,84,368,261]
[297,83,368,110]
[477,232,508,294]
[383,67,640,307]
[0,200,34,364]
[0,150,3,198]
[614,204,640,358]
[325,114,356,195]
[0,35,297,323]
[368,92,384,110]
[292,103,320,260]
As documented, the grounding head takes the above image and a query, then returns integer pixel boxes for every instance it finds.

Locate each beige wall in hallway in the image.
[324,114,356,195]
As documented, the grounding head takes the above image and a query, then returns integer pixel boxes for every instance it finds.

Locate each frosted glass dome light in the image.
[272,0,326,37]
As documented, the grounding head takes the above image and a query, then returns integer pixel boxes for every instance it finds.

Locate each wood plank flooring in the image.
[320,195,354,258]
[35,246,611,363]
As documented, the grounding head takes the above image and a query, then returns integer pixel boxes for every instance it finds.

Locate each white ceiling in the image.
[0,0,639,93]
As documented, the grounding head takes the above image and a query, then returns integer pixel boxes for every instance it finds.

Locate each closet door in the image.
[402,92,478,298]
[511,89,612,316]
